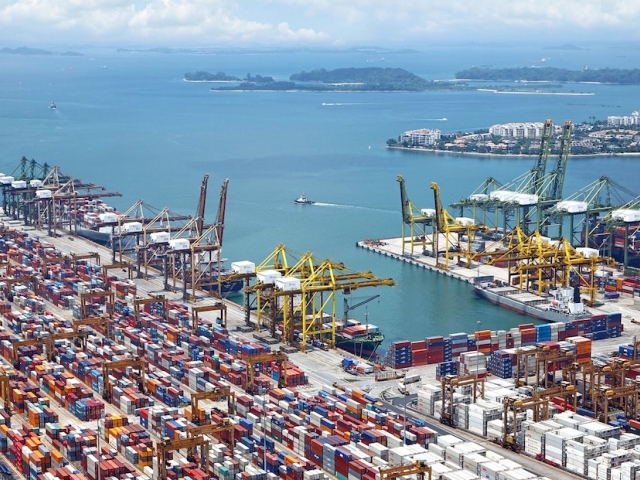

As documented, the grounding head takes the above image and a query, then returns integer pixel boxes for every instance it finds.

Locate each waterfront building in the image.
[400,128,441,146]
[607,111,640,126]
[488,122,556,139]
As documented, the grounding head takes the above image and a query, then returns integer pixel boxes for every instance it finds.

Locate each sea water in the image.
[1,45,639,349]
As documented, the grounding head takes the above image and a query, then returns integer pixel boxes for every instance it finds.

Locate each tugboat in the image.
[294,194,315,205]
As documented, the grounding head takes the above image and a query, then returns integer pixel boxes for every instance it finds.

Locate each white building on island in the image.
[400,128,441,146]
[607,111,640,126]
[488,122,559,139]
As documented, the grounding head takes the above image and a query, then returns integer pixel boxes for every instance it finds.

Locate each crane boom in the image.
[343,295,379,322]
[195,174,209,236]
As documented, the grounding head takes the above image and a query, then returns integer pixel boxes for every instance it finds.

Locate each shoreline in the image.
[477,88,595,96]
[386,146,640,158]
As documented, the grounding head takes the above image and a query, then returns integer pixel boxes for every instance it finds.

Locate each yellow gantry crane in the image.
[379,461,432,480]
[430,182,486,270]
[397,175,434,256]
[253,256,395,351]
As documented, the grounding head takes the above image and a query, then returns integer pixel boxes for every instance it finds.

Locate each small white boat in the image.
[294,194,315,205]
[49,102,57,110]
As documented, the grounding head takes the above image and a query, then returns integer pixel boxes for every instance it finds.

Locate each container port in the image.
[1,139,640,480]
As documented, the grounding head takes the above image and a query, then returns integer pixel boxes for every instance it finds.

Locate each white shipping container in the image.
[121,221,143,233]
[169,238,191,251]
[256,269,282,284]
[275,276,301,291]
[35,189,52,199]
[231,260,255,274]
[149,232,171,244]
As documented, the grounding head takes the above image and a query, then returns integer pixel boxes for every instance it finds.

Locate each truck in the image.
[403,373,421,385]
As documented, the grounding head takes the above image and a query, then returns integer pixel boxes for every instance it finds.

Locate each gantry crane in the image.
[156,435,209,480]
[244,352,288,395]
[191,302,227,333]
[73,315,113,340]
[501,396,550,451]
[593,382,640,423]
[534,382,577,405]
[102,262,134,284]
[190,386,235,425]
[379,461,432,480]
[397,175,434,256]
[515,343,575,388]
[12,330,88,364]
[431,182,485,270]
[134,295,168,328]
[0,370,11,414]
[68,252,101,272]
[80,290,115,318]
[102,357,146,401]
[440,374,485,427]
[0,275,38,299]
[250,253,395,351]
[186,418,235,448]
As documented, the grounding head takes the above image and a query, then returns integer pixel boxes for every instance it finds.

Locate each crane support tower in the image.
[397,175,434,256]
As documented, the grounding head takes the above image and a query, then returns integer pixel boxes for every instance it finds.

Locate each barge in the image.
[473,283,592,323]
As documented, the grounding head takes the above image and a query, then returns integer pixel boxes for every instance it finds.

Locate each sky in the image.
[1,0,640,48]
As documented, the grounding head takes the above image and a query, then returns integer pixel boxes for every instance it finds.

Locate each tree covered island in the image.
[456,66,640,84]
[201,67,467,92]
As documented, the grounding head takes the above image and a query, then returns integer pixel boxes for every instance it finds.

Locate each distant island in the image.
[1,47,52,55]
[456,67,640,85]
[0,47,83,56]
[184,71,275,83]
[185,71,241,81]
[201,67,467,92]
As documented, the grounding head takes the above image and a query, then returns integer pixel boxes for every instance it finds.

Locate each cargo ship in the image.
[473,283,592,323]
[330,318,385,358]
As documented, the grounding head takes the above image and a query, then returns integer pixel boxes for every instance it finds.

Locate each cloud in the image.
[0,0,639,47]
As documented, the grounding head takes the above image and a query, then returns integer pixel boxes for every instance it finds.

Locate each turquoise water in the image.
[1,46,639,349]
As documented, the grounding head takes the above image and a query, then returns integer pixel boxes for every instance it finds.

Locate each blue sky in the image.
[1,0,639,48]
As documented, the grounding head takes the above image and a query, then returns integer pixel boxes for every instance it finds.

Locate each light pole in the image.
[263,387,267,474]
[403,395,407,446]
[476,320,481,379]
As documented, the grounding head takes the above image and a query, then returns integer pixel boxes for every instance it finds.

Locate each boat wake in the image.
[313,202,395,214]
[321,102,372,106]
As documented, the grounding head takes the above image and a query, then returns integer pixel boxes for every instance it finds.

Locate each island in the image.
[387,116,640,156]
[1,47,53,55]
[455,67,640,85]
[184,71,242,82]
[205,67,467,92]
